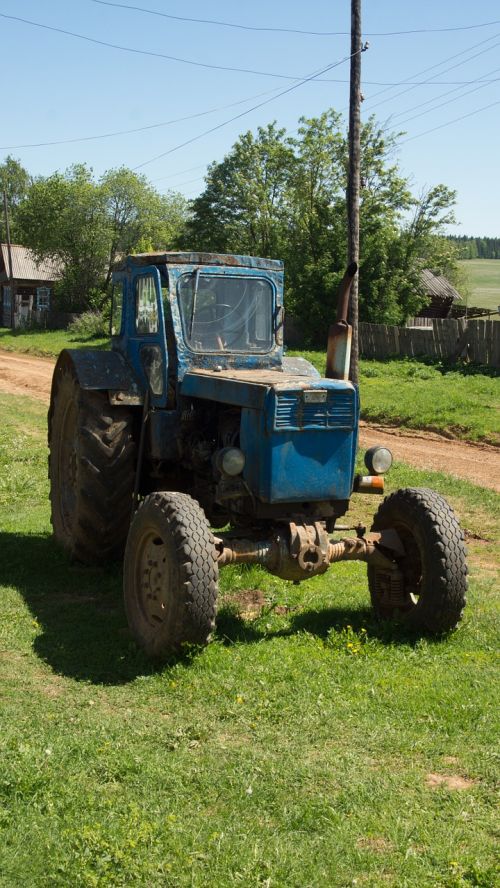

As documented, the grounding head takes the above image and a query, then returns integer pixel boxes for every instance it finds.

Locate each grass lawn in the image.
[293,353,500,447]
[0,393,498,887]
[458,259,500,313]
[0,327,108,357]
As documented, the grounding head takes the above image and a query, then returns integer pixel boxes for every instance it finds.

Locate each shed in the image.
[0,244,62,328]
[418,268,462,319]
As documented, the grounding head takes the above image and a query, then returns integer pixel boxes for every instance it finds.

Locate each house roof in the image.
[0,244,62,282]
[420,268,462,302]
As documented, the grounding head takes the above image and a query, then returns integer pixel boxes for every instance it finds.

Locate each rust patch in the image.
[426,772,476,790]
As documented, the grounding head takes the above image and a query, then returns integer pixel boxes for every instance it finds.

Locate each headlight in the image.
[216,447,246,477]
[364,445,393,475]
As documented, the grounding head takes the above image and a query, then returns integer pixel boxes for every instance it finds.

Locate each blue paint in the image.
[241,383,359,503]
[110,252,358,504]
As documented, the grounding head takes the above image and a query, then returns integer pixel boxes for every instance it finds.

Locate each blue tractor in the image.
[48,252,467,657]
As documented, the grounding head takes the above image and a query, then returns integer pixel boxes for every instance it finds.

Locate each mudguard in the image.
[50,348,142,409]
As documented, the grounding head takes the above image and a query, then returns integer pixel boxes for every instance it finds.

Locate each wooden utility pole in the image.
[2,189,15,328]
[347,0,362,385]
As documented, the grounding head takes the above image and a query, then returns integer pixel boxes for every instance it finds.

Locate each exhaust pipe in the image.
[325,262,358,380]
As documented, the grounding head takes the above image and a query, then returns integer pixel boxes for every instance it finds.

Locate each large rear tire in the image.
[124,492,219,659]
[368,487,467,634]
[48,362,136,563]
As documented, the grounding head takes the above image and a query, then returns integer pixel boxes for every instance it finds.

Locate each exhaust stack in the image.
[325,262,358,380]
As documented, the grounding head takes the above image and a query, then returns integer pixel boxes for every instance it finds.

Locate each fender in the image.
[50,348,143,413]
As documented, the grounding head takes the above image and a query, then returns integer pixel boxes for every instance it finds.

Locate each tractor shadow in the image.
[2,532,427,685]
[0,531,159,685]
[215,597,425,648]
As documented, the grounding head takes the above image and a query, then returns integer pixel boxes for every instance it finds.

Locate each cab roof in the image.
[114,251,283,272]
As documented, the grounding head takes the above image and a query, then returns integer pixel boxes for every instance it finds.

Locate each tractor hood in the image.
[181,367,357,429]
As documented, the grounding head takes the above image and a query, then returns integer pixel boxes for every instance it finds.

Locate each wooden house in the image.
[418,268,462,319]
[0,243,61,328]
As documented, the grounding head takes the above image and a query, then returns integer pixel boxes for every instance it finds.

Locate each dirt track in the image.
[1,349,499,492]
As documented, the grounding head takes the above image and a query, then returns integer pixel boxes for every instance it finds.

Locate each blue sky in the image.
[1,0,499,235]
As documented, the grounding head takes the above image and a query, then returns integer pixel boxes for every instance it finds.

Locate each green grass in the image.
[0,326,109,357]
[1,393,499,887]
[458,259,500,313]
[293,352,500,446]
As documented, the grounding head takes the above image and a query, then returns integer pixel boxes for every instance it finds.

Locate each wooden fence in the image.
[359,318,500,367]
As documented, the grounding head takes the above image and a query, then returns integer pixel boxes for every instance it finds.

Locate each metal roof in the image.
[0,244,62,282]
[115,251,283,272]
[420,268,462,302]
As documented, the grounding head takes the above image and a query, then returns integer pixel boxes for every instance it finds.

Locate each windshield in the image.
[177,273,274,353]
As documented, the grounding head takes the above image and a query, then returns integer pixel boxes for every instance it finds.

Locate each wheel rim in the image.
[133,527,172,631]
[58,397,78,535]
[373,519,423,617]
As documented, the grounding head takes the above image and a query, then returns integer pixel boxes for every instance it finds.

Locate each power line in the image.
[363,32,500,108]
[132,47,367,171]
[0,12,334,80]
[389,67,500,125]
[0,85,286,149]
[400,98,500,143]
[90,2,500,38]
[397,77,500,127]
[152,164,207,183]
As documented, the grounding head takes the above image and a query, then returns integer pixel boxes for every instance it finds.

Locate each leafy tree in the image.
[186,123,295,257]
[16,164,189,311]
[188,112,459,340]
[0,156,31,241]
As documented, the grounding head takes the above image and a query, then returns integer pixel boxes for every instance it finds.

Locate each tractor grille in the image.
[274,389,355,431]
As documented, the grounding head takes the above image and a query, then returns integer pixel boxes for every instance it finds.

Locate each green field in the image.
[1,393,499,887]
[458,259,500,313]
[295,353,499,446]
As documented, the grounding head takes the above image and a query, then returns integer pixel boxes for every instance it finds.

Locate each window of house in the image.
[36,287,51,311]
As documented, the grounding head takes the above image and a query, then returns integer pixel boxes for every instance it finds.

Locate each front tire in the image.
[368,487,467,634]
[123,492,219,658]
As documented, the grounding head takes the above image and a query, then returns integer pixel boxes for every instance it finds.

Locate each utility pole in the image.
[2,189,15,328]
[347,0,365,385]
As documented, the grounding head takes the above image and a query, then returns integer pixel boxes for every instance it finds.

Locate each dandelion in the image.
[236,695,244,704]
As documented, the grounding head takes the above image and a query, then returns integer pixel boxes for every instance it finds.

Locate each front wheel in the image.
[367,487,467,634]
[123,492,219,658]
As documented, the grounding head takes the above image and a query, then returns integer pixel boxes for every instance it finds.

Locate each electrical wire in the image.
[363,32,500,108]
[132,47,366,171]
[399,98,500,142]
[90,2,500,38]
[0,85,287,149]
[389,68,500,126]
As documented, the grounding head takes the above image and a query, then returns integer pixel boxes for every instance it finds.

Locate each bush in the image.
[68,310,108,339]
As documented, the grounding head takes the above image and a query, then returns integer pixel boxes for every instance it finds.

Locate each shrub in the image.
[68,310,108,339]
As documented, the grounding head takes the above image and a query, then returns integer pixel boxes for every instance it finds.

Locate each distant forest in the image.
[446,236,500,259]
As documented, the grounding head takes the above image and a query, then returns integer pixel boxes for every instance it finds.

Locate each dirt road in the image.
[1,349,498,492]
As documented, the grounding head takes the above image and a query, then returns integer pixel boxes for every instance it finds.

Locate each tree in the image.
[16,164,189,311]
[0,156,31,242]
[186,123,295,257]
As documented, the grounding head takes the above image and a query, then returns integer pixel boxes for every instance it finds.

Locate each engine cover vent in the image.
[274,389,355,431]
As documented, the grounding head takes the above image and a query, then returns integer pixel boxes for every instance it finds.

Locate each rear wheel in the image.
[368,487,467,634]
[123,492,218,658]
[48,362,136,563]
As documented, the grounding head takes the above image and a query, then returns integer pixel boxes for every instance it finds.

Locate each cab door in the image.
[127,265,168,408]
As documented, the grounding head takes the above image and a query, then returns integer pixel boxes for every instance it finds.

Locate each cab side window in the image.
[110,282,124,336]
[135,274,158,334]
